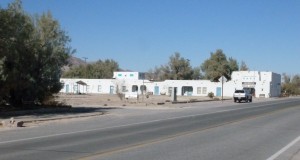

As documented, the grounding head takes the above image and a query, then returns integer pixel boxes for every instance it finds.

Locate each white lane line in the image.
[266,135,300,160]
[0,100,296,145]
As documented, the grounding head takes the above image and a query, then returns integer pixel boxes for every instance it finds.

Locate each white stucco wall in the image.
[113,72,139,80]
[229,71,281,98]
[60,71,281,98]
[60,79,116,94]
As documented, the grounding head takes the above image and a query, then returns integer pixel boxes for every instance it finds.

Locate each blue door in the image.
[110,86,114,94]
[154,86,159,95]
[66,84,69,93]
[216,87,221,97]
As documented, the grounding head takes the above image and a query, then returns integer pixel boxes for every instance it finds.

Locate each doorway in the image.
[182,86,193,96]
[216,87,221,97]
[154,86,159,95]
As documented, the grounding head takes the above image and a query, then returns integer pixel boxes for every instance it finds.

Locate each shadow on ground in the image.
[0,106,120,119]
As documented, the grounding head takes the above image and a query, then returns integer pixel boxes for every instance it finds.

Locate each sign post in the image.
[219,76,227,102]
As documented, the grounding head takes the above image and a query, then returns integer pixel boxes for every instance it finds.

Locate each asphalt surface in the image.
[0,98,300,160]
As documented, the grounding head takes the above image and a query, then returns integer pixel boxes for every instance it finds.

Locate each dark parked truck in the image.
[233,89,252,103]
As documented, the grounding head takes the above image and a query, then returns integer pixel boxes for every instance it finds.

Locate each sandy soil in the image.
[55,93,213,108]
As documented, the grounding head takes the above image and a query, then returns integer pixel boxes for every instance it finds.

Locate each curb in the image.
[0,112,105,128]
[172,98,231,104]
[22,112,105,123]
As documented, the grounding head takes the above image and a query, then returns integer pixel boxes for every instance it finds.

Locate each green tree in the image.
[168,52,193,80]
[63,59,120,79]
[145,65,169,81]
[291,75,300,87]
[240,61,249,71]
[0,0,72,106]
[291,75,300,95]
[145,68,155,80]
[90,59,120,79]
[201,49,236,82]
[160,65,172,80]
[282,73,291,83]
[281,74,300,96]
[228,57,239,73]
[282,83,299,96]
[146,52,195,80]
[191,67,203,80]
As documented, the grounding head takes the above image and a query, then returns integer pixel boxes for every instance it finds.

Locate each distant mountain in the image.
[62,56,86,72]
[68,56,86,66]
[62,56,129,73]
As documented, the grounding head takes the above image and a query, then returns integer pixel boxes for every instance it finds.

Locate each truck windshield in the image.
[235,90,245,93]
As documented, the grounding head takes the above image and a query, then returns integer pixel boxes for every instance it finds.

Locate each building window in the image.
[202,87,207,94]
[98,85,102,92]
[139,73,145,79]
[168,87,172,95]
[122,86,127,92]
[182,86,193,96]
[130,74,134,77]
[132,85,138,92]
[197,87,202,94]
[74,85,78,92]
[86,85,90,93]
[118,74,122,77]
[65,84,69,93]
[140,85,147,93]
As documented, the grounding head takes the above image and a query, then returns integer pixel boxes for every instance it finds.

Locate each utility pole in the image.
[222,77,224,101]
[82,57,88,63]
[219,76,227,102]
[82,57,88,78]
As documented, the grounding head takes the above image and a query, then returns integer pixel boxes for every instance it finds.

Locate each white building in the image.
[60,71,281,98]
[113,72,145,80]
[229,71,281,97]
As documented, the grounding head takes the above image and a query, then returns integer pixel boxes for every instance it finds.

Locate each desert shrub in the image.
[208,92,214,99]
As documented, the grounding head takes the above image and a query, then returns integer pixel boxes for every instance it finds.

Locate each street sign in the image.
[219,76,227,83]
[219,76,227,102]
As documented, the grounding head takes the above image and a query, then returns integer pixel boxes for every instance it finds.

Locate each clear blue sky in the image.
[1,0,299,75]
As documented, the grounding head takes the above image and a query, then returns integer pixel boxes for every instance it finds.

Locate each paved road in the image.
[1,98,300,160]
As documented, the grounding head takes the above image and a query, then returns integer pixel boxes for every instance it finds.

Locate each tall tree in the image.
[281,74,300,96]
[91,59,120,78]
[146,52,194,80]
[146,65,169,81]
[0,0,36,105]
[291,75,300,88]
[62,59,120,79]
[0,0,72,106]
[228,57,239,73]
[145,68,155,80]
[282,73,291,83]
[168,52,193,80]
[191,67,203,80]
[240,61,249,71]
[201,49,234,82]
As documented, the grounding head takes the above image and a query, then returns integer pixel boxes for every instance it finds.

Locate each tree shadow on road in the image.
[0,106,121,119]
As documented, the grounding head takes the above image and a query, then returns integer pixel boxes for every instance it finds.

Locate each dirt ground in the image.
[55,93,214,107]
